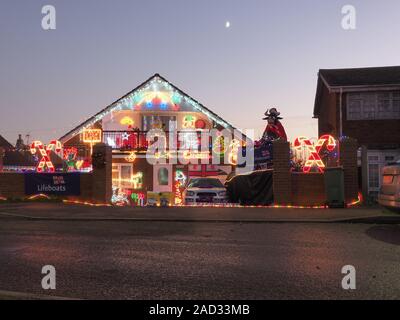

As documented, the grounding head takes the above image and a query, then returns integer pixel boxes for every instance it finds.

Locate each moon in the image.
[225,21,231,28]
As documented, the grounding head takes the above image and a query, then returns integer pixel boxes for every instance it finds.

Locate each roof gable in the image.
[314,66,400,117]
[0,135,13,150]
[320,66,400,88]
[61,74,238,143]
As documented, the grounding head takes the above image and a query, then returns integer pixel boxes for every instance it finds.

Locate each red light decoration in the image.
[63,147,78,161]
[152,97,162,105]
[30,140,63,173]
[293,135,337,173]
[174,180,183,205]
[195,119,206,129]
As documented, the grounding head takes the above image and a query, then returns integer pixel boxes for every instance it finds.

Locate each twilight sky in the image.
[1,0,399,145]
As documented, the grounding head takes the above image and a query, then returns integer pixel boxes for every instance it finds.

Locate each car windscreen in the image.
[187,178,224,188]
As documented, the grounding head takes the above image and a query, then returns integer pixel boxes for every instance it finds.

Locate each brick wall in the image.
[273,137,358,207]
[0,143,111,203]
[0,147,4,172]
[317,85,339,137]
[341,93,400,148]
[272,140,291,205]
[291,173,326,206]
[0,173,25,198]
[339,137,359,203]
[92,143,112,204]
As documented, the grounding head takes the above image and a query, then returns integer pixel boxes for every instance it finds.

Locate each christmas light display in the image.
[65,76,232,142]
[293,135,337,173]
[174,180,183,205]
[112,172,143,189]
[82,129,102,144]
[111,186,130,206]
[182,151,209,160]
[182,115,197,129]
[120,116,134,126]
[75,160,84,170]
[228,139,241,165]
[174,170,187,205]
[28,194,51,200]
[82,129,102,154]
[30,140,63,173]
[63,199,112,207]
[63,147,78,171]
[212,135,226,155]
[175,170,187,187]
[122,132,130,141]
[131,192,145,206]
[125,151,137,163]
[63,147,78,161]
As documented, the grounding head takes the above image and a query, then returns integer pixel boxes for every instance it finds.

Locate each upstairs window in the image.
[347,91,400,120]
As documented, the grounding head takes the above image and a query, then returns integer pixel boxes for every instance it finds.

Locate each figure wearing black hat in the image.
[260,108,287,142]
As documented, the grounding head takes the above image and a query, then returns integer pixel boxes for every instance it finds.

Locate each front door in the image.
[153,164,173,192]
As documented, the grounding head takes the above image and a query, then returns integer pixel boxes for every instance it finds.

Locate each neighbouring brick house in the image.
[313,66,400,197]
[0,135,13,151]
[0,134,13,172]
[0,134,37,172]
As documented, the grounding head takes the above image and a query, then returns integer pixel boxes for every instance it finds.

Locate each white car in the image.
[378,162,400,210]
[183,178,228,204]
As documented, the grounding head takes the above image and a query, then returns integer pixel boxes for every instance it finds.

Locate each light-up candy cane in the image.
[30,140,63,173]
[293,135,336,173]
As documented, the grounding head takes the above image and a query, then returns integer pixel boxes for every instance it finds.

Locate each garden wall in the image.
[0,144,112,204]
[273,138,359,206]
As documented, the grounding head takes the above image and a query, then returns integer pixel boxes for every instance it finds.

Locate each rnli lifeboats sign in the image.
[25,173,81,196]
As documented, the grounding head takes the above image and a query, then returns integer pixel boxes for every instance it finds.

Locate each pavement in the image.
[0,219,399,299]
[0,202,398,223]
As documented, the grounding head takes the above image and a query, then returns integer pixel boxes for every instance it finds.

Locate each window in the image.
[393,92,400,117]
[347,91,400,120]
[112,164,143,189]
[158,167,169,185]
[142,115,176,131]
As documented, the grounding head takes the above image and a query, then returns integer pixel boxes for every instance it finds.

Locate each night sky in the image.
[1,0,399,145]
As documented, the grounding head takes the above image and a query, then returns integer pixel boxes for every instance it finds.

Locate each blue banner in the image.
[25,173,81,196]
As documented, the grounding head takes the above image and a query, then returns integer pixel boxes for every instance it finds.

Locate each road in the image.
[0,218,399,299]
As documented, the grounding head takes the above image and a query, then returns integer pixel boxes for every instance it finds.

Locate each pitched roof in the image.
[314,66,400,117]
[60,74,246,143]
[3,150,36,167]
[0,135,13,150]
[319,66,400,87]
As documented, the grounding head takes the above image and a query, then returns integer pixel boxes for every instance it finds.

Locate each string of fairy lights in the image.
[63,76,232,143]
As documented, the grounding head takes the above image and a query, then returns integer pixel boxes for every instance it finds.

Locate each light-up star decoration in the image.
[122,132,130,141]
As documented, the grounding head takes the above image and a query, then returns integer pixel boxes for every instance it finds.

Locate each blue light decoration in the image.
[146,101,153,108]
[160,101,168,110]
